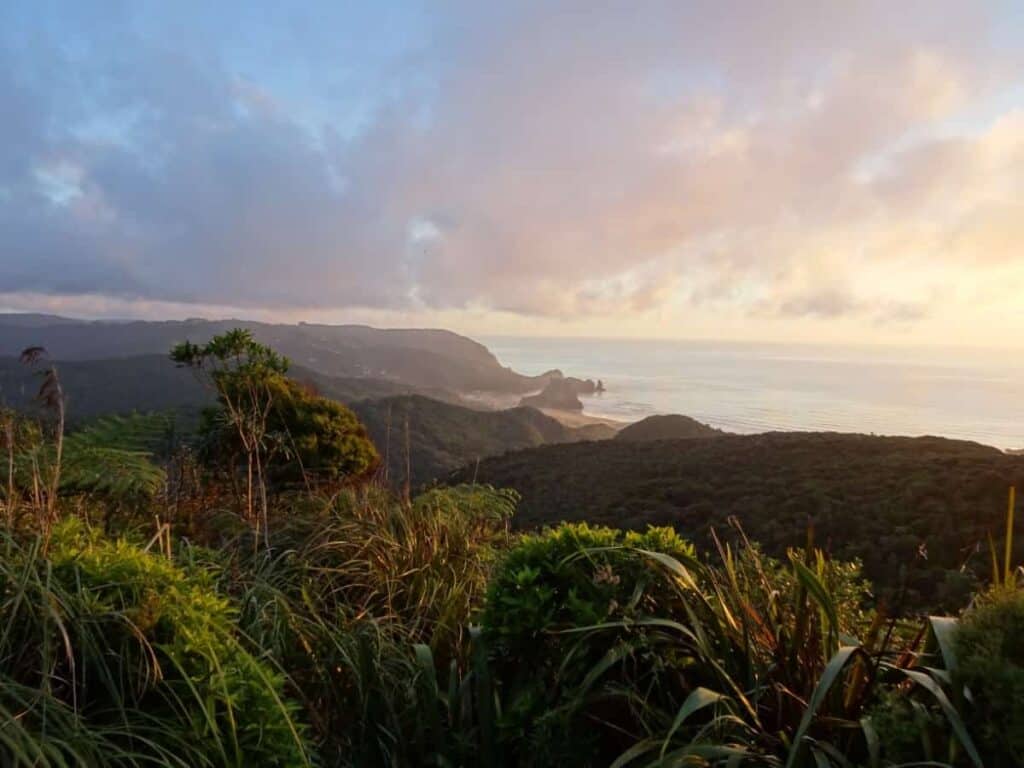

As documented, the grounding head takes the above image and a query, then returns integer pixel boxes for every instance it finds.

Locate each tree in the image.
[171,330,288,543]
[199,376,378,489]
[263,377,378,485]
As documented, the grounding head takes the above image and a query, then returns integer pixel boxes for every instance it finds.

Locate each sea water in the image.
[482,337,1024,450]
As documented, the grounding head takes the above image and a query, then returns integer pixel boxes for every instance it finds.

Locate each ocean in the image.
[482,337,1024,450]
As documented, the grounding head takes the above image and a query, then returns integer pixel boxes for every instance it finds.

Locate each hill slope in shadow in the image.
[351,395,615,489]
[615,413,724,441]
[448,431,1024,610]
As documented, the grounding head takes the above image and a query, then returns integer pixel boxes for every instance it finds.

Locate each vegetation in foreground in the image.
[0,332,1021,766]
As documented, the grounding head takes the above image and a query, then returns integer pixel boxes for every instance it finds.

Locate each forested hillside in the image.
[614,413,724,441]
[351,395,615,488]
[449,431,1024,610]
[0,356,421,425]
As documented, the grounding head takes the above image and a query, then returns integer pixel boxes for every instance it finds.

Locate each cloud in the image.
[0,1,1022,341]
[774,287,929,326]
[778,289,863,319]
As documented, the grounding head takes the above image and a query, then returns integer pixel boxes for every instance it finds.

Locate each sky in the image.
[2,1,1024,345]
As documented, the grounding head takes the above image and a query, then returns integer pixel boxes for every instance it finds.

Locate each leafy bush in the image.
[954,587,1024,764]
[0,520,309,767]
[256,375,379,483]
[200,374,378,487]
[600,540,880,767]
[482,522,964,768]
[866,614,987,767]
[607,541,988,768]
[481,523,696,765]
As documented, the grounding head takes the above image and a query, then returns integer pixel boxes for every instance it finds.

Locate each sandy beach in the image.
[458,390,628,432]
[538,408,627,431]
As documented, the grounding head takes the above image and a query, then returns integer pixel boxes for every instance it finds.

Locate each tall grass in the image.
[0,475,1016,766]
[0,520,309,767]
[607,518,1023,768]
[185,483,516,764]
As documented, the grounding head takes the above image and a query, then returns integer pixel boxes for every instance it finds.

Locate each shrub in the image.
[482,521,900,767]
[480,523,696,765]
[0,520,309,767]
[954,587,1024,764]
[261,376,379,483]
[869,687,959,766]
[200,374,379,487]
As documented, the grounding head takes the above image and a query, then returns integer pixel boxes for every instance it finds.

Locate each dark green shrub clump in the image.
[200,374,379,485]
[869,588,1024,767]
[481,523,696,766]
[0,520,308,767]
[954,587,1024,764]
[258,375,380,483]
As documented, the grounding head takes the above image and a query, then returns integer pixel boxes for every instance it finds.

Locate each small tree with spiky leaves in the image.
[171,329,288,545]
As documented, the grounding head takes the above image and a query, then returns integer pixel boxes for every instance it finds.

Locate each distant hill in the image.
[0,355,422,425]
[0,313,83,327]
[615,414,724,442]
[350,395,615,489]
[448,432,1024,611]
[0,314,560,396]
[0,355,210,424]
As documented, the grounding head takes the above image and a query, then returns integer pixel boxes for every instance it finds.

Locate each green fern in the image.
[60,413,175,500]
[16,413,175,503]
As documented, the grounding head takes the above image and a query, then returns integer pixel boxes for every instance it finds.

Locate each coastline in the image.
[539,407,627,431]
[484,336,1024,451]
[458,390,629,432]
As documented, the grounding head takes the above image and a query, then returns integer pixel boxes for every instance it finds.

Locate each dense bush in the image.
[480,519,977,768]
[954,587,1024,765]
[262,376,379,483]
[581,540,980,768]
[0,482,1014,768]
[481,523,697,764]
[0,520,308,767]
